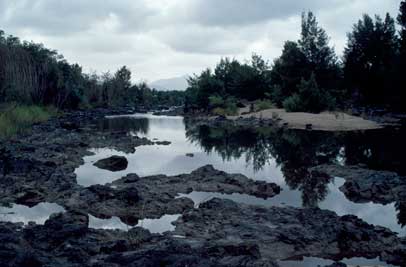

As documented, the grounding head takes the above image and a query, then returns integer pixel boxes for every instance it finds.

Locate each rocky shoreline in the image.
[0,108,405,266]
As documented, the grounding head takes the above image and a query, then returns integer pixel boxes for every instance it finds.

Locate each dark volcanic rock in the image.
[311,164,406,204]
[93,156,128,172]
[0,211,279,267]
[67,165,280,222]
[324,263,347,267]
[154,140,172,145]
[172,198,406,266]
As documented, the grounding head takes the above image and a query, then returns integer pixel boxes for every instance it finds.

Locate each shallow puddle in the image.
[89,214,181,234]
[0,203,65,225]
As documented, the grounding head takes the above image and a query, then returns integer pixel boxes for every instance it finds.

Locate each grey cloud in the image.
[0,0,156,35]
[0,0,402,80]
[153,25,254,54]
[184,0,353,27]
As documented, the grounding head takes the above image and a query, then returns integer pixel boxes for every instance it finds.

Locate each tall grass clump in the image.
[255,99,275,112]
[0,104,56,139]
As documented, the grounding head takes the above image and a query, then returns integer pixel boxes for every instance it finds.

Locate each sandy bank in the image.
[228,108,383,131]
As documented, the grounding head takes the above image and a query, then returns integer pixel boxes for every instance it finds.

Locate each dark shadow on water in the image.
[97,117,150,135]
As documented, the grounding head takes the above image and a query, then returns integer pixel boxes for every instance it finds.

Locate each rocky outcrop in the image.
[0,211,279,267]
[2,198,404,267]
[93,156,128,172]
[173,198,406,266]
[311,164,406,204]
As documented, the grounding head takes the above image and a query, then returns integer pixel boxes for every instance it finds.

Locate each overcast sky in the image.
[0,0,401,82]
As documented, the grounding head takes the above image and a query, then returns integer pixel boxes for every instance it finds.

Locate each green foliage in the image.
[208,95,224,109]
[270,12,342,109]
[283,94,303,112]
[0,104,56,139]
[283,74,335,113]
[0,30,185,110]
[185,54,271,111]
[255,99,274,112]
[344,13,399,108]
[208,96,238,116]
[397,1,406,110]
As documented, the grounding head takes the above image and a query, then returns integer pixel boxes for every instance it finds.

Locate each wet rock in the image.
[86,165,281,221]
[311,164,406,204]
[0,211,279,267]
[154,141,171,146]
[87,185,117,200]
[152,106,184,116]
[60,121,80,131]
[14,189,45,207]
[172,198,405,266]
[324,263,347,267]
[93,156,128,172]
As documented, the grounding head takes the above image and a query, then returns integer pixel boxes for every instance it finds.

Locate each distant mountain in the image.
[149,76,188,91]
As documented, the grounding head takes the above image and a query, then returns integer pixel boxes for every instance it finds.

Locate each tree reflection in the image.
[342,126,406,176]
[185,120,406,224]
[396,201,406,227]
[185,121,342,207]
[97,117,149,135]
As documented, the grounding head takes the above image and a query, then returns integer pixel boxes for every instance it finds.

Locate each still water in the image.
[1,113,404,266]
[74,114,406,239]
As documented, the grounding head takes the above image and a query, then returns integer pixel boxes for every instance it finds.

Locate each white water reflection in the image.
[0,203,65,225]
[89,214,181,234]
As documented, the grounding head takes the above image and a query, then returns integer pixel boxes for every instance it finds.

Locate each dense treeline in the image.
[186,2,406,113]
[0,31,184,109]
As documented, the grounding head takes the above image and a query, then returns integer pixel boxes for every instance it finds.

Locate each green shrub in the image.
[283,94,303,112]
[255,99,274,111]
[208,95,225,109]
[0,104,57,139]
[210,96,238,116]
[269,85,284,106]
[283,74,336,113]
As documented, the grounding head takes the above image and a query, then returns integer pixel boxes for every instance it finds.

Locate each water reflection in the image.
[75,114,406,236]
[89,214,181,234]
[185,121,406,217]
[185,124,341,208]
[98,116,149,135]
[0,203,65,225]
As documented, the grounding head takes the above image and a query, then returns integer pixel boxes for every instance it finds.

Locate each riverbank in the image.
[0,104,58,139]
[231,108,383,131]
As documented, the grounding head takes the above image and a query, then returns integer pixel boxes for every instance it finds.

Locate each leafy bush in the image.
[210,96,238,116]
[255,99,274,111]
[283,74,335,113]
[208,95,225,109]
[283,94,303,112]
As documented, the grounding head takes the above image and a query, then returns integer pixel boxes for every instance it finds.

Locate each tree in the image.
[397,0,406,110]
[298,12,342,95]
[214,58,241,96]
[283,73,335,113]
[398,1,406,52]
[113,66,132,106]
[270,12,341,108]
[270,41,309,104]
[344,13,399,107]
